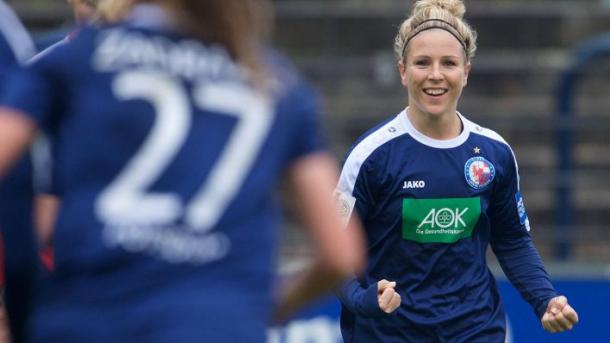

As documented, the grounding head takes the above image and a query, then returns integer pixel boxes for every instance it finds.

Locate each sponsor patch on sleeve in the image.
[515,191,531,231]
[335,191,356,227]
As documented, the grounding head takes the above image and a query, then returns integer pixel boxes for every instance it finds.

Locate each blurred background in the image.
[9,0,610,341]
[269,0,610,270]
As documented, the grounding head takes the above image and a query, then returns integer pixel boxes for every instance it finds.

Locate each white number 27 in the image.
[95,71,273,233]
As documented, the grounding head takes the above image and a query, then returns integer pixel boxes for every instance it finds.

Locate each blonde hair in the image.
[95,0,135,23]
[394,0,477,62]
[91,0,271,89]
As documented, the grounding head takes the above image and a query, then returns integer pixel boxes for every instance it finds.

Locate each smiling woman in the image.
[333,0,579,342]
[400,28,470,139]
[394,0,475,140]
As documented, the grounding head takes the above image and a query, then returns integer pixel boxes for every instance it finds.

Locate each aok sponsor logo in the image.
[402,197,481,243]
[417,207,469,231]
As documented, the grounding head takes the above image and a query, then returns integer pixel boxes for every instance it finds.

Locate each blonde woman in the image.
[335,0,578,341]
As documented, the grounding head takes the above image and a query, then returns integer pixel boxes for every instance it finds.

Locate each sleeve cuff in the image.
[356,282,394,318]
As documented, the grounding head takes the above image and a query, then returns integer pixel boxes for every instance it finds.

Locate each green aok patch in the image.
[402,197,481,243]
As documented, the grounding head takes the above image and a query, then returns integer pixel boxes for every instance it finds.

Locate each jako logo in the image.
[403,180,425,189]
[417,207,469,229]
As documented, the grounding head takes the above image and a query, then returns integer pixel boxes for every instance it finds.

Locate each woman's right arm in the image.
[272,152,365,323]
[337,277,401,317]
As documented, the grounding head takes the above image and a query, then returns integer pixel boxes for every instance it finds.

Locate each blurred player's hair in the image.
[169,0,272,86]
[95,0,134,23]
[96,0,272,87]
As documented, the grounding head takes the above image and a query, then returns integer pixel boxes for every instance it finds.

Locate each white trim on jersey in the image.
[28,37,69,65]
[337,109,526,230]
[399,108,471,148]
[0,1,35,64]
[337,113,406,197]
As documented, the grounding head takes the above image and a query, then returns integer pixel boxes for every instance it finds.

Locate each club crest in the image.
[464,156,495,189]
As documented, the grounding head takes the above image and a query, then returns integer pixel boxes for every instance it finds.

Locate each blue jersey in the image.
[0,2,38,342]
[336,110,557,342]
[1,6,324,342]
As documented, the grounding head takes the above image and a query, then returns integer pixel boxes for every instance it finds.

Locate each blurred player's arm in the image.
[0,108,36,178]
[0,109,36,342]
[332,197,401,317]
[272,153,365,323]
[333,154,401,317]
[34,194,59,248]
[0,300,10,343]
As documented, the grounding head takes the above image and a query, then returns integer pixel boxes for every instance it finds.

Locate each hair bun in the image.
[412,0,466,19]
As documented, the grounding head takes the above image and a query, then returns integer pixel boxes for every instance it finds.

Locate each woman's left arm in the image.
[489,147,578,333]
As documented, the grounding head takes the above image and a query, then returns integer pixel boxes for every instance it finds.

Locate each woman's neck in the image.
[406,106,462,140]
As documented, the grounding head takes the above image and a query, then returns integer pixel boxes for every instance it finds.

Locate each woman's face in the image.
[399,28,471,120]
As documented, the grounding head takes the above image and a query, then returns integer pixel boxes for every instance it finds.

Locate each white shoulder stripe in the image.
[464,117,508,146]
[28,38,69,65]
[0,1,36,64]
[337,114,406,195]
[464,116,521,190]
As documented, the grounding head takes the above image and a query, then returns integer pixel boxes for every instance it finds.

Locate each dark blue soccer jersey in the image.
[336,110,557,342]
[1,6,324,342]
[0,2,38,341]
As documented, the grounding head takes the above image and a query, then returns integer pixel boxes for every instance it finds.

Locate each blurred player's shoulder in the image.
[28,25,99,66]
[264,49,314,95]
[262,49,323,119]
[264,50,301,86]
[0,0,36,64]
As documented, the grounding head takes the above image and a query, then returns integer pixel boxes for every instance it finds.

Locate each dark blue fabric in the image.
[0,5,38,342]
[0,157,38,343]
[336,113,557,342]
[337,278,388,318]
[1,16,325,342]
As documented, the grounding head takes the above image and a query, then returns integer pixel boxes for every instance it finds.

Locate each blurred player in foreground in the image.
[0,0,364,341]
[334,0,578,341]
[0,1,37,342]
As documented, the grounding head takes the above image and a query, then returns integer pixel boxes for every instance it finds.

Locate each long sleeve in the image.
[336,278,390,318]
[492,229,558,318]
[489,147,558,319]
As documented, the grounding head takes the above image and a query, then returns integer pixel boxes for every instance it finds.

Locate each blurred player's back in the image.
[3,4,325,342]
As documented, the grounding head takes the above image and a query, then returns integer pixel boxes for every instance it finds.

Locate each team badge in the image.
[334,191,356,226]
[464,156,495,189]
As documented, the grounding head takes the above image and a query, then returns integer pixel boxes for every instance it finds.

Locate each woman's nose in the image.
[428,63,443,80]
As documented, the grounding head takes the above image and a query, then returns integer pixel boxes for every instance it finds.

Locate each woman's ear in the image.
[463,61,472,86]
[398,61,409,88]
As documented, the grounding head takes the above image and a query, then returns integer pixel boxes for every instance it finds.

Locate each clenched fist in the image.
[541,296,579,333]
[377,279,401,314]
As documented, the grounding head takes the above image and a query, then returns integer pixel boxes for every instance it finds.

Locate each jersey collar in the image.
[398,108,471,149]
[126,4,172,31]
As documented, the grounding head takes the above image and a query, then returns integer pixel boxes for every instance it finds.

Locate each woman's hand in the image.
[541,295,579,333]
[377,279,401,314]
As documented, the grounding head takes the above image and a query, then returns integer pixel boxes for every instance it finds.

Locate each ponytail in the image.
[170,0,272,87]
